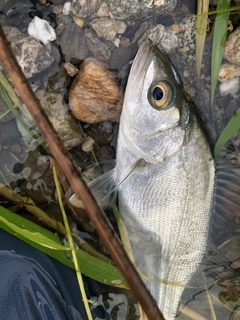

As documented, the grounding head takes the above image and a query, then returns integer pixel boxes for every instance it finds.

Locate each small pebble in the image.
[72,15,84,28]
[171,24,180,34]
[113,38,121,47]
[96,2,109,17]
[183,70,189,77]
[52,5,63,14]
[64,62,79,77]
[10,144,21,154]
[218,63,240,82]
[55,23,65,36]
[96,145,114,161]
[219,77,240,96]
[82,136,95,153]
[121,38,131,48]
[63,2,71,15]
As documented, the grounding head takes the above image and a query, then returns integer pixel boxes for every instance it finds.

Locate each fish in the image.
[70,40,240,319]
[112,40,215,319]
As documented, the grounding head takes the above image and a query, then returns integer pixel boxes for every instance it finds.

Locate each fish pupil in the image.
[153,87,164,100]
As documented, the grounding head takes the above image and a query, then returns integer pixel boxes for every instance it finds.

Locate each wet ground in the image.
[1,0,240,319]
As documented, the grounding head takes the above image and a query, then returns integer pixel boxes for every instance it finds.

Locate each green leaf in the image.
[211,0,230,105]
[0,206,128,289]
[196,0,209,80]
[214,108,240,157]
[0,213,69,251]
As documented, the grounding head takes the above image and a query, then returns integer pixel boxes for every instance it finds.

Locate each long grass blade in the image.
[211,0,230,106]
[196,0,210,80]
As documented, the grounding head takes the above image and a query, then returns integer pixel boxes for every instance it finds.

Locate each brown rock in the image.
[69,58,123,123]
[224,27,240,66]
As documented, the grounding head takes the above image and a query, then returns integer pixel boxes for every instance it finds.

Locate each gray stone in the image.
[132,21,150,43]
[60,19,88,62]
[110,45,137,71]
[89,18,126,41]
[140,24,178,53]
[71,0,101,18]
[84,28,111,61]
[2,26,54,78]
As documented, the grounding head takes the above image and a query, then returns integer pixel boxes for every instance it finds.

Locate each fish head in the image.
[120,40,192,164]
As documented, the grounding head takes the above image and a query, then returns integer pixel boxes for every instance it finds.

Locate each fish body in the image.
[114,41,215,319]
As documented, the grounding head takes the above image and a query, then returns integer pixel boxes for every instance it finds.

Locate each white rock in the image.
[63,2,72,15]
[113,37,120,47]
[28,16,56,45]
[219,77,240,96]
[81,136,95,153]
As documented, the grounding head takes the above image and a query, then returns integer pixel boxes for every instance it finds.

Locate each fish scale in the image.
[114,40,215,319]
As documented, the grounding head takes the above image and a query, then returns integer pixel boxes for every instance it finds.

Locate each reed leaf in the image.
[0,205,128,288]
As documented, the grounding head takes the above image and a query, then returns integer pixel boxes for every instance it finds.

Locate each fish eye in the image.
[149,81,171,108]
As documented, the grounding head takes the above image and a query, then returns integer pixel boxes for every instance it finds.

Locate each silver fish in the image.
[69,40,216,319]
[113,40,215,319]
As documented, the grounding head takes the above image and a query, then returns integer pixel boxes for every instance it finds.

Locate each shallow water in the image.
[0,0,240,319]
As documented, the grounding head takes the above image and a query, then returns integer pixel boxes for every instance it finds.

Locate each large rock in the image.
[69,58,123,123]
[18,90,84,150]
[2,26,54,78]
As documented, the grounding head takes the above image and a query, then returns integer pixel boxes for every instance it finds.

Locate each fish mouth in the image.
[128,39,154,85]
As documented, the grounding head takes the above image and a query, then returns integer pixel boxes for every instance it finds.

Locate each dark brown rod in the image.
[0,26,165,320]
